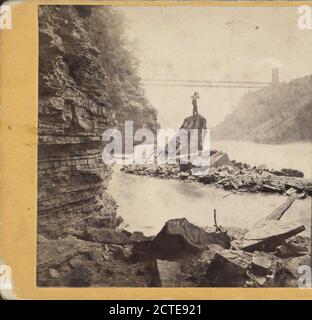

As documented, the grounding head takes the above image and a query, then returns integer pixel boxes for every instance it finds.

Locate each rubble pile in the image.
[122,152,312,197]
[38,194,311,287]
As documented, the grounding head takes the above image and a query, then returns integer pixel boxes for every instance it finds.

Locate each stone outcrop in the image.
[123,114,312,195]
[281,168,304,178]
[85,227,132,245]
[38,213,310,287]
[205,249,280,287]
[151,218,231,259]
[37,5,158,286]
[178,114,207,153]
[240,220,305,252]
[38,5,157,240]
[239,193,306,252]
[275,236,311,258]
[160,114,207,169]
[151,260,183,287]
[205,245,311,288]
[209,151,231,168]
[37,234,150,287]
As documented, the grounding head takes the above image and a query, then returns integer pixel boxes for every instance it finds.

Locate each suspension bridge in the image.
[141,78,273,89]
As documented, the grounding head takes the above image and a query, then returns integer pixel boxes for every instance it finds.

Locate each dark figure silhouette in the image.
[191,92,200,116]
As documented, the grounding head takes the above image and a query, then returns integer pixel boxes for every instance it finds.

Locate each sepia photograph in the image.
[37,4,312,288]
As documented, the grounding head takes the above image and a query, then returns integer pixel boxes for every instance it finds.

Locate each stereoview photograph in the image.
[37,4,312,288]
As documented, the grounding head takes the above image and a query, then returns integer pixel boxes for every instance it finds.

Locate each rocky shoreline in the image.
[38,150,311,287]
[38,209,311,288]
[38,159,311,288]
[38,145,311,288]
[122,149,312,197]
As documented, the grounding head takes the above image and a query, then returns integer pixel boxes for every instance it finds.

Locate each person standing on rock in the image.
[191,92,200,116]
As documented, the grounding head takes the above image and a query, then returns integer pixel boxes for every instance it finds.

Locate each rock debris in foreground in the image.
[152,260,183,287]
[151,218,231,259]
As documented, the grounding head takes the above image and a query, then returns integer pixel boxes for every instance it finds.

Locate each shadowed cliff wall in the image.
[38,5,157,239]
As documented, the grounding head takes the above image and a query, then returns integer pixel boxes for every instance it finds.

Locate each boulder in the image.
[270,169,287,176]
[49,268,60,279]
[152,260,183,287]
[275,236,311,258]
[199,245,225,262]
[286,187,297,196]
[198,173,218,184]
[297,192,307,199]
[261,184,281,193]
[281,168,304,178]
[240,220,305,252]
[285,181,304,191]
[305,186,312,196]
[151,218,231,259]
[37,235,103,273]
[86,227,131,245]
[191,166,210,177]
[256,164,269,171]
[129,231,154,242]
[170,114,207,169]
[274,255,311,287]
[251,253,273,276]
[131,240,154,261]
[108,244,132,260]
[253,277,267,287]
[179,163,192,172]
[205,250,252,287]
[210,152,231,168]
[206,250,280,287]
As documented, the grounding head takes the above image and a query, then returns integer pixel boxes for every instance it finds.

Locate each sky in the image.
[117,6,312,128]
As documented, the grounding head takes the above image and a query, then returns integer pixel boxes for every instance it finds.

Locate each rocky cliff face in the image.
[213,76,312,144]
[38,5,157,240]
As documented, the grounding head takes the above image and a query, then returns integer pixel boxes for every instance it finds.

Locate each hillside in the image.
[212,76,312,144]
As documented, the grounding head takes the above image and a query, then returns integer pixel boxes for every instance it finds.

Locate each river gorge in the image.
[109,140,312,237]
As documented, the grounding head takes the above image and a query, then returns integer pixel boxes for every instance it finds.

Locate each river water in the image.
[212,140,312,179]
[108,141,311,237]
